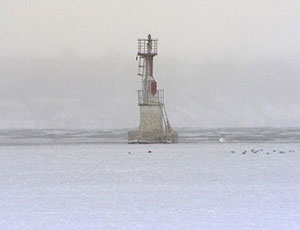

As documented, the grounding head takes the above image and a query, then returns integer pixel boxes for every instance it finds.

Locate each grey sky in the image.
[0,0,300,128]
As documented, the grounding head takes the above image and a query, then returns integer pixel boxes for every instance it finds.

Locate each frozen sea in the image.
[0,128,299,229]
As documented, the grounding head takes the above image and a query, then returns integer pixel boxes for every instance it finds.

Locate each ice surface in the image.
[0,129,300,229]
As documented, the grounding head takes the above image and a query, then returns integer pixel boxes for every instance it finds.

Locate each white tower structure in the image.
[128,34,178,143]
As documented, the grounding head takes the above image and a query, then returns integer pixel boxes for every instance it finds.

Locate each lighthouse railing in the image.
[137,39,158,55]
[138,90,164,105]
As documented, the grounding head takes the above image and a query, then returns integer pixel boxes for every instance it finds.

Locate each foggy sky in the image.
[1,0,300,129]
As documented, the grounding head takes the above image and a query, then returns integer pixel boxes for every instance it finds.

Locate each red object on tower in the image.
[151,81,157,95]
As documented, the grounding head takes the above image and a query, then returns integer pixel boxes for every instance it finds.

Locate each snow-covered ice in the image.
[0,128,300,229]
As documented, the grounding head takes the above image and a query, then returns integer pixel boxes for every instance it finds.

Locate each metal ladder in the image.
[161,104,171,133]
[138,57,145,76]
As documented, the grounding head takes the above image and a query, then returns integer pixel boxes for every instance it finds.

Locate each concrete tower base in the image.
[128,129,178,144]
[128,104,178,144]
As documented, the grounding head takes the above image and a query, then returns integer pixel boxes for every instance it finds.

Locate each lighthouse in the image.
[128,34,178,143]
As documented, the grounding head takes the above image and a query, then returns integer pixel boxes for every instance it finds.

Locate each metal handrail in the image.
[138,90,164,105]
[137,39,158,55]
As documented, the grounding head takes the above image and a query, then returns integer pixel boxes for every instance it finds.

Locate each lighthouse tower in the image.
[128,34,178,143]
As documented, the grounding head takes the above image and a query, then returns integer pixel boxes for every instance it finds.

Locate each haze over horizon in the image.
[1,0,300,129]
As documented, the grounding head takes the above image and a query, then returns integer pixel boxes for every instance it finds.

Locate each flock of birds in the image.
[128,149,296,155]
[230,149,295,155]
[128,150,152,154]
